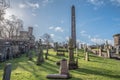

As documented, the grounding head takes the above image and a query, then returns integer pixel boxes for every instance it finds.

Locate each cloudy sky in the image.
[4,0,120,45]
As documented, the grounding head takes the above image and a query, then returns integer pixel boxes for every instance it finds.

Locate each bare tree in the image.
[0,15,23,39]
[41,33,53,59]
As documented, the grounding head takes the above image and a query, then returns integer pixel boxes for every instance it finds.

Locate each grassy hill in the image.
[0,49,120,80]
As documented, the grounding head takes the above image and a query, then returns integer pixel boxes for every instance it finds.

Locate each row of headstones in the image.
[28,39,46,65]
[83,43,113,59]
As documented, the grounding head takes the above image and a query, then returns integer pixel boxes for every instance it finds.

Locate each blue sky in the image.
[4,0,120,45]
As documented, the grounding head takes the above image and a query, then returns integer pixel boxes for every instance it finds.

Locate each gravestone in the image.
[46,59,70,79]
[84,45,89,61]
[54,42,58,51]
[37,39,44,65]
[99,46,102,57]
[107,48,111,58]
[59,59,69,76]
[2,63,12,80]
[28,47,33,60]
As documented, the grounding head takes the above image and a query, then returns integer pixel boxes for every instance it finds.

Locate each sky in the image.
[4,0,120,45]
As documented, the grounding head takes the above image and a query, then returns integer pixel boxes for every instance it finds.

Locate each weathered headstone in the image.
[54,42,58,51]
[46,59,70,79]
[45,45,49,59]
[28,47,33,60]
[107,48,111,58]
[2,63,12,80]
[37,39,44,65]
[99,47,102,57]
[59,59,69,75]
[84,45,89,61]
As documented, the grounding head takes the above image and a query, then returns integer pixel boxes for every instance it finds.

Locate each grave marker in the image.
[2,63,12,80]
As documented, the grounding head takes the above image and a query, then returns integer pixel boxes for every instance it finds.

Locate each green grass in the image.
[0,49,120,80]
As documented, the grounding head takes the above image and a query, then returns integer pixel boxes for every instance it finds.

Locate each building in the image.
[113,34,120,54]
[0,26,35,61]
[113,34,120,47]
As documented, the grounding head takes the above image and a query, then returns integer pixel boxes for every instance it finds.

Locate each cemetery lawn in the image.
[0,49,120,80]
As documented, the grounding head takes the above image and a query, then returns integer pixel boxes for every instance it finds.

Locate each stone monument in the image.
[37,39,44,65]
[68,38,78,69]
[46,59,70,79]
[71,5,76,48]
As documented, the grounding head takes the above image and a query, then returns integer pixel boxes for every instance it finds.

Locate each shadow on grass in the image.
[70,77,83,80]
[41,61,58,73]
[74,67,120,79]
[0,54,28,70]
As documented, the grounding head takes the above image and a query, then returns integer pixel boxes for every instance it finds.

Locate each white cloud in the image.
[27,2,39,9]
[49,26,54,29]
[49,26,64,32]
[50,34,54,38]
[54,27,64,32]
[111,0,120,6]
[19,4,27,8]
[42,0,52,6]
[60,20,64,24]
[91,38,105,44]
[34,24,39,27]
[80,30,86,34]
[90,38,114,45]
[19,2,39,9]
[32,13,36,16]
[87,0,104,6]
[65,36,69,41]
[80,30,90,38]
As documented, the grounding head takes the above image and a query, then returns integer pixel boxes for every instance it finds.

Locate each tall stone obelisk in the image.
[68,5,78,70]
[71,5,76,48]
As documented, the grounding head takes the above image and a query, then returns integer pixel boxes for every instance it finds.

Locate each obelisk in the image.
[71,5,76,48]
[68,5,78,70]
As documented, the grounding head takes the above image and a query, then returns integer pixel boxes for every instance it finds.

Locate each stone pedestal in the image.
[68,39,78,70]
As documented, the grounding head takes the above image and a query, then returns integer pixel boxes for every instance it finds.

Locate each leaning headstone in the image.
[2,63,12,80]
